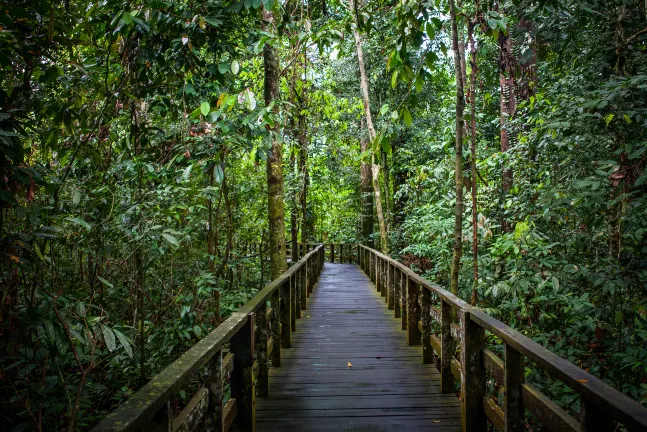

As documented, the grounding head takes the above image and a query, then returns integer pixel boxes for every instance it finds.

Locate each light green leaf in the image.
[97,276,114,289]
[218,62,230,74]
[200,102,210,116]
[101,325,116,352]
[403,108,412,127]
[231,60,240,75]
[162,233,180,247]
[113,329,133,358]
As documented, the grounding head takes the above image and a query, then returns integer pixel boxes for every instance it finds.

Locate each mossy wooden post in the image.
[580,397,616,431]
[394,268,401,318]
[270,289,281,367]
[440,298,454,392]
[460,310,486,432]
[330,243,335,263]
[300,265,307,310]
[205,350,224,430]
[406,276,421,345]
[231,313,255,432]
[400,271,407,330]
[370,252,375,283]
[290,274,296,331]
[378,259,384,296]
[256,304,269,398]
[295,269,301,319]
[280,279,291,348]
[504,343,524,432]
[421,289,432,363]
[306,258,311,296]
[387,263,395,310]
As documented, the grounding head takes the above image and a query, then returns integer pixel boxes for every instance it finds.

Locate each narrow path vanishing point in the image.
[256,262,461,431]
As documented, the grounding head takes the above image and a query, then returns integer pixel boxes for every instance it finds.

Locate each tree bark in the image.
[449,0,465,296]
[263,7,287,279]
[498,21,516,233]
[350,0,388,253]
[468,18,479,306]
[360,117,374,246]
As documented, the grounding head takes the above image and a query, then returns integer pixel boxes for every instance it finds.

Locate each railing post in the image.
[231,313,255,432]
[378,258,383,296]
[331,243,335,263]
[205,350,223,431]
[256,304,269,398]
[357,244,360,264]
[394,267,401,318]
[460,310,486,432]
[371,252,376,283]
[387,263,394,310]
[421,290,432,363]
[270,288,281,367]
[290,274,296,332]
[504,344,524,432]
[440,299,454,392]
[295,269,301,319]
[340,244,344,263]
[280,279,291,348]
[406,276,421,345]
[580,397,616,431]
[306,258,312,296]
[151,401,172,432]
[400,270,407,330]
[300,264,307,310]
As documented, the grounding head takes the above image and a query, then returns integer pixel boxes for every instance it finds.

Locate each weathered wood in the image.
[294,270,301,320]
[483,395,504,431]
[400,270,407,330]
[421,291,433,364]
[230,313,255,432]
[460,309,486,432]
[290,275,296,332]
[483,348,504,383]
[270,288,280,367]
[387,262,395,310]
[522,383,578,432]
[406,277,421,345]
[394,267,401,318]
[204,350,223,431]
[431,305,440,323]
[504,344,524,432]
[580,396,616,432]
[172,388,208,432]
[300,265,307,310]
[266,338,274,358]
[222,399,237,432]
[256,303,269,398]
[280,279,291,348]
[440,299,455,393]
[330,243,335,263]
[151,401,172,432]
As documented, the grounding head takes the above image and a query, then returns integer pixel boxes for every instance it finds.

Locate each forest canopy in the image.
[1,0,647,430]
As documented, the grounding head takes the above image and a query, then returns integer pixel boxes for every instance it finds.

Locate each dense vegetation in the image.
[1,0,646,430]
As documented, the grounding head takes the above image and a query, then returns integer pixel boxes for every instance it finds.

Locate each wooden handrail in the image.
[93,244,325,432]
[357,244,647,432]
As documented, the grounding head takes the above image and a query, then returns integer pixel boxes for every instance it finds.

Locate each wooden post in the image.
[440,299,454,392]
[205,350,223,431]
[295,269,301,318]
[306,259,312,296]
[331,243,335,263]
[231,313,255,432]
[580,396,616,431]
[151,401,172,432]
[340,244,344,263]
[270,289,280,367]
[300,264,307,310]
[256,304,269,398]
[394,268,401,319]
[280,279,291,348]
[406,276,421,345]
[357,244,360,264]
[460,310,486,432]
[504,343,524,432]
[421,290,432,363]
[290,274,296,332]
[401,271,407,330]
[387,263,395,310]
[381,260,387,299]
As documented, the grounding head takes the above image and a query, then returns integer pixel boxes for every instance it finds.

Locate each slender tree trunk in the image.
[350,0,388,253]
[290,148,299,261]
[299,120,309,251]
[263,7,287,279]
[449,0,465,296]
[498,19,516,233]
[360,117,374,246]
[468,19,479,306]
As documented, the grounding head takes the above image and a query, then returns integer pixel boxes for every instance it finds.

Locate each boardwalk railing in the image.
[358,244,647,432]
[93,245,325,432]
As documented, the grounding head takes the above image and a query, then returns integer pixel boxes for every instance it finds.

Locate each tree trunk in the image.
[449,0,465,296]
[360,117,374,246]
[350,0,388,253]
[468,19,479,306]
[498,21,516,233]
[290,147,299,261]
[263,7,287,279]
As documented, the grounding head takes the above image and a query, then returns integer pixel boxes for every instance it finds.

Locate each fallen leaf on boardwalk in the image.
[433,420,441,423]
[347,362,352,367]
[576,379,589,383]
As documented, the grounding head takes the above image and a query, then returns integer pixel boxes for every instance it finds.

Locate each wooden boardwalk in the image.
[257,263,461,431]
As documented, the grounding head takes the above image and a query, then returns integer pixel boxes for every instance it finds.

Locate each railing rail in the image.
[357,244,647,432]
[93,244,325,432]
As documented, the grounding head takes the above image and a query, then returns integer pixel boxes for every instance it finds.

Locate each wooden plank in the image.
[256,303,269,398]
[460,309,486,432]
[222,399,237,432]
[406,277,421,345]
[522,383,578,432]
[172,388,208,432]
[440,299,454,393]
[483,395,504,431]
[230,313,255,432]
[280,279,291,348]
[504,344,525,432]
[483,348,503,383]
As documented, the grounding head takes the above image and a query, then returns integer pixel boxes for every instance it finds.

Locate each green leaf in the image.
[66,217,91,230]
[214,164,224,184]
[200,102,210,116]
[101,325,116,352]
[231,60,240,75]
[218,62,230,74]
[77,302,86,318]
[113,329,133,358]
[403,108,412,127]
[122,11,133,25]
[193,325,202,338]
[97,276,114,289]
[34,243,45,261]
[391,71,398,90]
[204,17,222,27]
[162,233,180,247]
[182,164,193,180]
